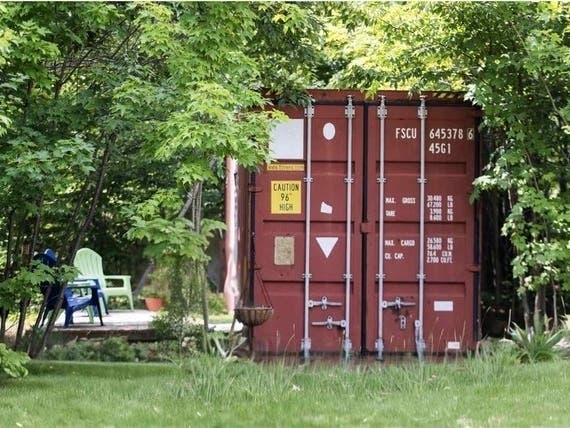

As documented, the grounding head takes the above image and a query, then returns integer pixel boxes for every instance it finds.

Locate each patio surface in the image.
[54,308,241,338]
[55,309,157,328]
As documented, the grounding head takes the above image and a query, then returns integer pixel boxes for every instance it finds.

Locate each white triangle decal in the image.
[316,237,338,258]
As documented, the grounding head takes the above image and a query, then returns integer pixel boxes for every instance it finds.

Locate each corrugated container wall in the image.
[236,90,481,359]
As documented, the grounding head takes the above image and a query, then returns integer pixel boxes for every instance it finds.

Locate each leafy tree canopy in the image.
[0,2,328,346]
[327,2,570,321]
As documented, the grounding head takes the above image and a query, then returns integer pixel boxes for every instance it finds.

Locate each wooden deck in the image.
[52,309,240,342]
[52,309,159,341]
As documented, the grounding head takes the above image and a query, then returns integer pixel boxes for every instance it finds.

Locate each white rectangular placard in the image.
[434,300,454,312]
[447,341,461,350]
[269,119,304,160]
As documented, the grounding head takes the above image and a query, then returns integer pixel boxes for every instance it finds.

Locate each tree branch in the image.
[68,134,114,262]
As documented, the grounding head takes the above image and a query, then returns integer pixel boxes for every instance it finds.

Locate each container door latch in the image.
[307,296,342,310]
[382,296,416,311]
[312,316,347,330]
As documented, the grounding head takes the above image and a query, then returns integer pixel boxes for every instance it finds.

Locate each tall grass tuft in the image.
[175,356,298,405]
[461,342,519,385]
[374,363,449,393]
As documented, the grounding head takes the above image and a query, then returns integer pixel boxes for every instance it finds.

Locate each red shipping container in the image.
[238,90,481,359]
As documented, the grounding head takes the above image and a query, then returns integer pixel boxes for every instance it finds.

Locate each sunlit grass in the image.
[2,356,569,427]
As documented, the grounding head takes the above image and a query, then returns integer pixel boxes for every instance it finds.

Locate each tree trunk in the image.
[30,281,67,358]
[520,286,531,331]
[198,259,210,354]
[133,260,155,298]
[223,157,238,314]
[1,209,16,341]
[69,135,113,262]
[534,285,546,332]
[3,209,16,281]
[29,196,44,261]
[14,198,44,349]
[0,309,7,342]
[491,195,503,301]
[192,182,210,353]
[14,299,29,351]
[27,294,49,357]
[62,174,92,256]
[551,280,558,330]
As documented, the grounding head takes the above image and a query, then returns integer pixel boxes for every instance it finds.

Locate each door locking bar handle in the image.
[382,296,416,310]
[312,316,347,330]
[307,296,342,310]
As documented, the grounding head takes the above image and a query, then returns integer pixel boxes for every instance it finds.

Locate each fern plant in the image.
[509,318,565,363]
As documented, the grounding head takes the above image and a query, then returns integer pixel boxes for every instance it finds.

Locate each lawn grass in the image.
[1,355,569,427]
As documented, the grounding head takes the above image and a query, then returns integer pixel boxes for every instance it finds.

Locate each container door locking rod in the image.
[376,95,387,361]
[416,96,427,361]
[301,100,314,361]
[343,95,355,360]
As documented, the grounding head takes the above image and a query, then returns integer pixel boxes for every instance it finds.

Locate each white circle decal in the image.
[323,122,336,141]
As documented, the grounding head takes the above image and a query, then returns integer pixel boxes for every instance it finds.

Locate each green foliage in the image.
[133,339,198,362]
[326,2,570,321]
[0,262,52,312]
[0,1,319,265]
[0,343,29,378]
[126,187,226,262]
[41,336,199,363]
[127,217,212,261]
[509,319,565,363]
[151,311,204,345]
[0,261,78,313]
[97,337,136,362]
[1,2,327,347]
[207,292,226,315]
[248,2,327,101]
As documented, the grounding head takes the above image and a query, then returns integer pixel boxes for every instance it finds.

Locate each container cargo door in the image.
[251,95,364,355]
[248,90,479,358]
[365,95,479,358]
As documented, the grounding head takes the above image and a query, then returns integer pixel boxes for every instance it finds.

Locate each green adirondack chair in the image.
[73,248,134,310]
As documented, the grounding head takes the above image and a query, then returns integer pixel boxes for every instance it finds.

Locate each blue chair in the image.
[35,249,104,328]
[62,280,105,327]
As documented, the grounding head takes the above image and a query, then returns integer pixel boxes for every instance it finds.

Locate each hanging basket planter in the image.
[236,266,274,327]
[235,306,274,327]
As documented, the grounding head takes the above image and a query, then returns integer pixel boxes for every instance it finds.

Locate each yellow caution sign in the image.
[271,180,302,214]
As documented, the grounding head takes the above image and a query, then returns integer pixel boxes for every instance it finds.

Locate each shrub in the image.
[98,337,136,362]
[0,343,30,378]
[151,312,204,344]
[131,340,198,362]
[207,292,226,315]
[40,335,199,363]
[42,338,135,362]
[509,319,565,363]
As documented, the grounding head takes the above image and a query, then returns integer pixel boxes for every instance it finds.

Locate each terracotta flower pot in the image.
[144,297,164,312]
